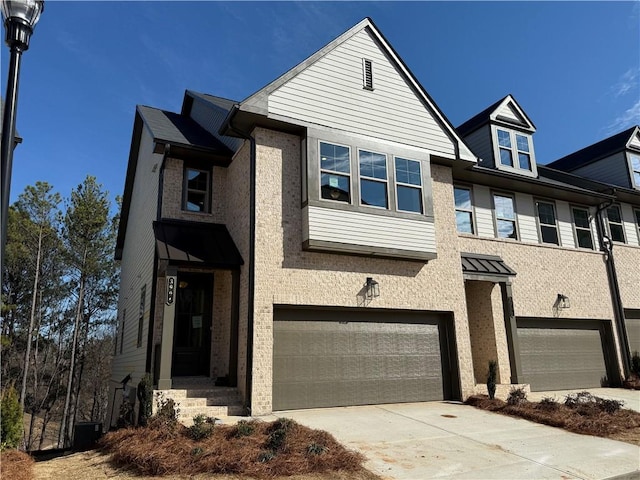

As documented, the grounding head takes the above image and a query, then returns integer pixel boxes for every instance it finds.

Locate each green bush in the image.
[187,414,215,441]
[506,386,527,406]
[234,420,256,438]
[486,360,498,400]
[136,373,153,426]
[147,394,180,434]
[307,443,328,455]
[1,386,23,450]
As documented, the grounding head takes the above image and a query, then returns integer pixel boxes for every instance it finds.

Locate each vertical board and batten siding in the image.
[189,98,243,152]
[472,185,496,238]
[573,153,631,189]
[515,193,538,244]
[303,205,436,253]
[462,126,494,167]
[556,201,575,249]
[111,128,159,385]
[622,203,640,245]
[268,28,456,158]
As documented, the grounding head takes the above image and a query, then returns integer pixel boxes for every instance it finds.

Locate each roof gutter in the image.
[221,105,256,415]
[595,198,631,383]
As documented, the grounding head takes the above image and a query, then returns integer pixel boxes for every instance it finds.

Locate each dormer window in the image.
[496,128,532,172]
[631,153,640,188]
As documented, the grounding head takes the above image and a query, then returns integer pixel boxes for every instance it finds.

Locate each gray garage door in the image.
[516,318,610,391]
[273,307,455,411]
[624,310,640,356]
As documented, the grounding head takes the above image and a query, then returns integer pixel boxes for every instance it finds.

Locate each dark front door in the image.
[172,273,212,376]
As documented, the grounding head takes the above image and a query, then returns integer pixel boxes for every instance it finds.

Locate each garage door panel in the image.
[273,315,449,410]
[517,320,608,391]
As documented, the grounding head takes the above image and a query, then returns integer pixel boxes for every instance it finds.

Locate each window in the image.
[536,200,559,245]
[358,149,388,208]
[572,207,594,249]
[362,58,373,90]
[454,186,474,234]
[137,285,146,348]
[395,158,423,213]
[606,205,626,243]
[494,193,518,239]
[496,128,533,172]
[320,141,351,203]
[634,208,640,245]
[631,154,640,188]
[119,309,126,355]
[183,167,210,212]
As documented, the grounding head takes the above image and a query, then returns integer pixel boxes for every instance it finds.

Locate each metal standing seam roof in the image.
[153,219,243,268]
[461,253,516,277]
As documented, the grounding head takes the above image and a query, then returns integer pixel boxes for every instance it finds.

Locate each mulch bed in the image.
[100,417,367,478]
[0,449,35,480]
[465,393,640,445]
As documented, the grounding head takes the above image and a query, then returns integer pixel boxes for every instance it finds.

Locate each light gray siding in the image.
[462,125,494,167]
[495,101,525,124]
[303,205,436,256]
[628,132,640,149]
[622,203,640,245]
[269,28,457,158]
[189,98,243,152]
[573,153,630,188]
[515,193,538,243]
[473,185,495,238]
[556,201,575,248]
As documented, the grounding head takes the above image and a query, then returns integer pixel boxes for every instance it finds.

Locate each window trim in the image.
[634,207,640,246]
[454,184,475,235]
[492,191,519,240]
[629,152,640,189]
[137,284,146,348]
[535,199,560,246]
[394,156,424,214]
[491,125,537,178]
[357,148,389,210]
[606,204,626,244]
[319,140,352,205]
[182,165,211,213]
[570,205,595,250]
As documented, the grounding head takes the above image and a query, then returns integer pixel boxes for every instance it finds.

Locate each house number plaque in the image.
[166,277,175,305]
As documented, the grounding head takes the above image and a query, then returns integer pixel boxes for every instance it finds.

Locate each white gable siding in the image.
[473,185,495,238]
[269,28,456,158]
[573,152,630,188]
[628,132,640,149]
[622,203,640,245]
[495,101,525,125]
[515,193,538,244]
[556,201,575,248]
[190,99,243,152]
[463,126,494,167]
[111,127,160,386]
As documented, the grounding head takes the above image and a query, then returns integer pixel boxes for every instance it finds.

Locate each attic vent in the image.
[362,58,374,90]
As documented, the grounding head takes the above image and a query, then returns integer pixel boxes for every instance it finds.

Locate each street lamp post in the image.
[0,0,44,283]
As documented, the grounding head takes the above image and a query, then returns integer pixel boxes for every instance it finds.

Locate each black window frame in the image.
[182,165,211,213]
[571,205,594,250]
[535,199,560,245]
[606,205,626,243]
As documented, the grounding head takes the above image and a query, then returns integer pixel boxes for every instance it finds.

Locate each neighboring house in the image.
[108,18,639,424]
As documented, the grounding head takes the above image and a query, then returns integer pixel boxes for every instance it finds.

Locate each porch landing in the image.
[154,376,245,425]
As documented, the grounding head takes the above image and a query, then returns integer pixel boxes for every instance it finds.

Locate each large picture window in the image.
[494,193,518,239]
[183,167,210,212]
[536,200,559,245]
[572,206,594,249]
[606,205,626,243]
[454,186,474,234]
[358,149,388,208]
[395,157,422,213]
[320,142,351,203]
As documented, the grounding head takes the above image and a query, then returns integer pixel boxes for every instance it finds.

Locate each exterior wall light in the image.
[365,277,380,299]
[557,293,570,309]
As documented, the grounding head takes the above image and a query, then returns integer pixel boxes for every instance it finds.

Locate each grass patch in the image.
[466,392,640,445]
[1,449,35,480]
[99,417,367,478]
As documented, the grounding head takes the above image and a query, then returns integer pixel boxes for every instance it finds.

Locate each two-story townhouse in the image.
[108,17,635,425]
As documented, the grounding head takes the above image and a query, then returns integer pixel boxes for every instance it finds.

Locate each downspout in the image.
[145,144,171,377]
[221,107,256,414]
[595,198,631,383]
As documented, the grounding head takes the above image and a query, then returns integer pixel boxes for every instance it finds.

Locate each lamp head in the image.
[1,0,44,51]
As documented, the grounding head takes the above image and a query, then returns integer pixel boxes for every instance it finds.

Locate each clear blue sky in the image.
[3,1,639,210]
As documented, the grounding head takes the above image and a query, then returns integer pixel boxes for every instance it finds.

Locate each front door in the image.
[172,272,212,376]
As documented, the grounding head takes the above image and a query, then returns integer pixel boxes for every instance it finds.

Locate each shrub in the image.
[116,396,134,429]
[564,391,624,414]
[0,386,23,451]
[137,373,153,426]
[564,391,594,408]
[147,394,180,435]
[257,450,275,463]
[538,396,559,410]
[486,360,498,400]
[506,386,527,406]
[266,418,296,452]
[234,420,256,438]
[187,414,215,441]
[307,442,328,455]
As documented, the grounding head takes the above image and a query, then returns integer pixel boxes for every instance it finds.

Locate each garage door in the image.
[273,307,455,411]
[624,309,640,356]
[516,318,611,391]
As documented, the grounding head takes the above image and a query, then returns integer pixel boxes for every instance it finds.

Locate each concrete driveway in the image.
[268,399,640,480]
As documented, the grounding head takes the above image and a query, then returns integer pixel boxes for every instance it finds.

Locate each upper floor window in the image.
[571,206,594,250]
[606,205,626,243]
[454,186,474,234]
[183,167,210,212]
[395,158,423,213]
[535,200,559,245]
[631,154,640,188]
[496,128,533,172]
[493,193,518,239]
[634,208,640,245]
[359,149,388,208]
[320,142,351,203]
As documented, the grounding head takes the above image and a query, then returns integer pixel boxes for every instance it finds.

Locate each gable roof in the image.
[225,17,477,163]
[547,126,640,172]
[457,94,536,137]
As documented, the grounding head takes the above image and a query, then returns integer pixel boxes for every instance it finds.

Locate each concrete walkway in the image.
[267,400,640,480]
